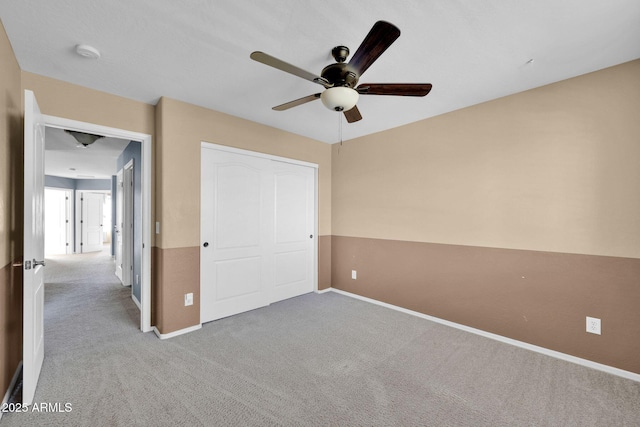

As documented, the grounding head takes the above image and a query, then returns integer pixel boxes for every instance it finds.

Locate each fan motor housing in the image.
[321,63,359,88]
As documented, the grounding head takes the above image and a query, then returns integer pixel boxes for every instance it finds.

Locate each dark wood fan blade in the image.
[349,21,401,76]
[250,52,330,87]
[343,105,362,123]
[357,83,432,96]
[272,93,321,111]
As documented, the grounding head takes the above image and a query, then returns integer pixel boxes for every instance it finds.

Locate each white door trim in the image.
[200,142,319,170]
[43,115,152,333]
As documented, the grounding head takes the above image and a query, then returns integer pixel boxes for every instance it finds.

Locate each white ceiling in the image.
[2,1,639,144]
[45,127,130,179]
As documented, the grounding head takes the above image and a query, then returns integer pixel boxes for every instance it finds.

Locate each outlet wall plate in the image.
[184,293,194,306]
[586,316,601,335]
[351,270,357,280]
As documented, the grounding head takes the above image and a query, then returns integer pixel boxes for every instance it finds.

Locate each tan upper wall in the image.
[155,97,331,249]
[0,20,22,266]
[21,72,155,136]
[332,60,640,258]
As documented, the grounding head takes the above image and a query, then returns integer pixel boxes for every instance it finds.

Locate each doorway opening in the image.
[42,115,152,333]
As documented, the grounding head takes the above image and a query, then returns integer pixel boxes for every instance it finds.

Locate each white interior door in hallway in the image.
[79,192,105,253]
[44,188,72,255]
[200,143,317,324]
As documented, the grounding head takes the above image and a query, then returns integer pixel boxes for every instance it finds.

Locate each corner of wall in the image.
[0,16,24,405]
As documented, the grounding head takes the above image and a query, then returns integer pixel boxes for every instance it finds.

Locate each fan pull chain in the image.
[339,112,343,146]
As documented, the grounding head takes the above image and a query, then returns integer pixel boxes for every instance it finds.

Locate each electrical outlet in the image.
[184,293,193,306]
[351,270,357,280]
[586,316,601,335]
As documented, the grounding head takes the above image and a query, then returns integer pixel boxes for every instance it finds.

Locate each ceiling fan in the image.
[250,20,432,123]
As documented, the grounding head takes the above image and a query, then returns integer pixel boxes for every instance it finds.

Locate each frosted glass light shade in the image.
[320,87,359,112]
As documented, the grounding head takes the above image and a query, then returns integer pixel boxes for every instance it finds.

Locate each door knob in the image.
[33,259,46,267]
[203,242,209,247]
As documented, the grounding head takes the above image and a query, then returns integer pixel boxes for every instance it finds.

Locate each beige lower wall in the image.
[332,236,640,374]
[318,236,331,290]
[0,263,22,402]
[153,246,199,334]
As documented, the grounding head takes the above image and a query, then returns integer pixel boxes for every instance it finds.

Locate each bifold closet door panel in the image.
[200,149,273,323]
[271,160,315,303]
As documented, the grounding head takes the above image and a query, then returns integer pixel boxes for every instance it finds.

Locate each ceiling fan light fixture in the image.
[320,87,359,112]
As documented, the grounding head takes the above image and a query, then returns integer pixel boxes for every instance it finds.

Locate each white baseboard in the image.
[0,361,22,421]
[153,324,201,340]
[315,287,332,294]
[329,288,640,383]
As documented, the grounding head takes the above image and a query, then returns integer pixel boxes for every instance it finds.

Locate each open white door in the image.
[23,90,45,405]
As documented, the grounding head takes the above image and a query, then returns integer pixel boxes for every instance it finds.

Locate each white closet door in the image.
[201,145,317,324]
[271,161,315,302]
[201,149,273,323]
